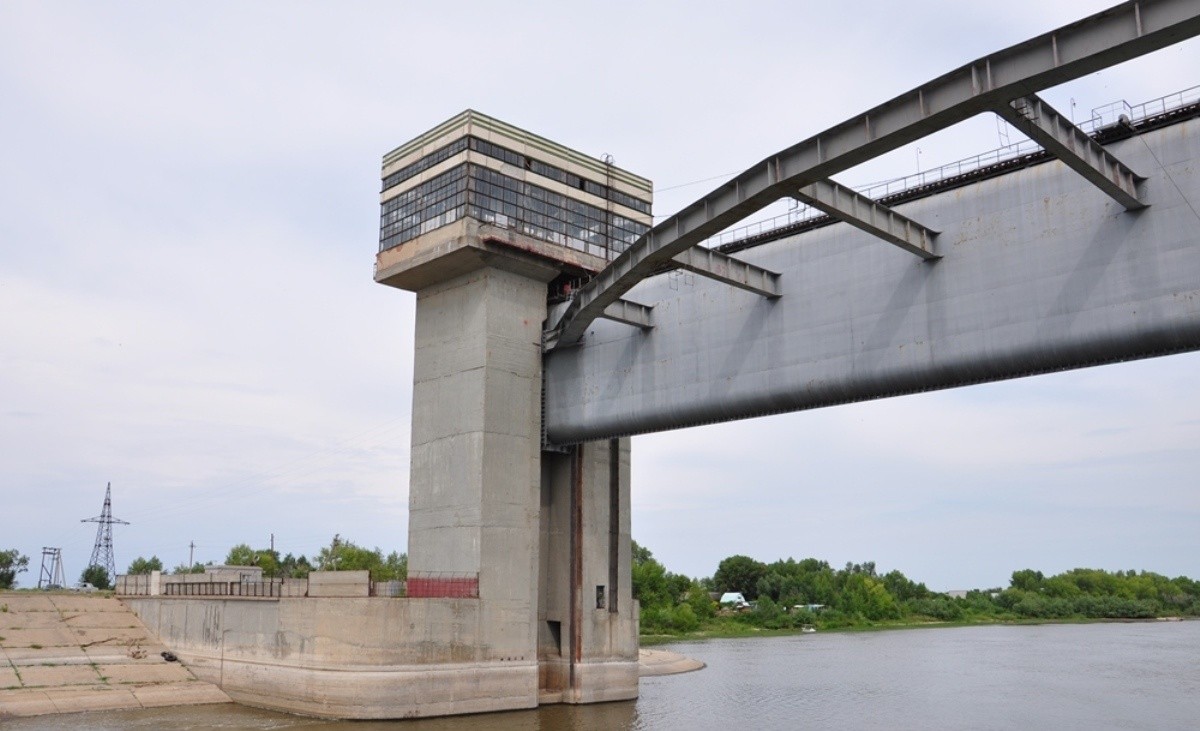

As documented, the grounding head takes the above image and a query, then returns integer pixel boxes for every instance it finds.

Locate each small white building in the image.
[719,592,750,608]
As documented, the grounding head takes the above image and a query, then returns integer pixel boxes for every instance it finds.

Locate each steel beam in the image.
[996,94,1146,210]
[545,0,1200,349]
[794,180,939,260]
[599,298,653,330]
[671,247,782,298]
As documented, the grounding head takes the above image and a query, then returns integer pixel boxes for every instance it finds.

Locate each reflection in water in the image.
[7,622,1199,730]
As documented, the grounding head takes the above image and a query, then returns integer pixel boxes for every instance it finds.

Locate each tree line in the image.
[0,537,407,591]
[122,536,408,583]
[632,543,1200,635]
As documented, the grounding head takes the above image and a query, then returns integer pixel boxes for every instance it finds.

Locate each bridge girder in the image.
[995,94,1147,210]
[793,179,940,260]
[545,0,1200,350]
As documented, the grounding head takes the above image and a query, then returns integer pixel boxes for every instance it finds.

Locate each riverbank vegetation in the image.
[632,543,1200,638]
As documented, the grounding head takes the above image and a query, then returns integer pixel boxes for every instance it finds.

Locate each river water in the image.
[10,621,1198,730]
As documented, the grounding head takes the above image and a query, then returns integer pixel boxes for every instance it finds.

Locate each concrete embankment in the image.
[638,648,705,676]
[0,592,229,719]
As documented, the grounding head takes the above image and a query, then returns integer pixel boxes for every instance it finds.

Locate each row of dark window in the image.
[380,137,469,193]
[381,134,651,216]
[379,165,468,249]
[471,166,647,250]
[378,163,650,256]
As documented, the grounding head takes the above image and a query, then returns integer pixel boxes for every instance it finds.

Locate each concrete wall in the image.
[125,596,537,719]
[307,571,368,597]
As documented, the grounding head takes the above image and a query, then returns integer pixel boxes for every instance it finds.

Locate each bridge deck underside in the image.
[543,119,1200,444]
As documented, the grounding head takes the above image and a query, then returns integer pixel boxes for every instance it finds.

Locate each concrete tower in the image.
[375,111,652,707]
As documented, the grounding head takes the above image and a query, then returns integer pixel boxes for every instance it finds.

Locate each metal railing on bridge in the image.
[700,84,1200,253]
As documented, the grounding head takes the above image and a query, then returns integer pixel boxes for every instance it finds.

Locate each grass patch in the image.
[29,644,42,649]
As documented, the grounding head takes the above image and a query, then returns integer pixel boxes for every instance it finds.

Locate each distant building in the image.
[945,590,970,599]
[719,592,750,608]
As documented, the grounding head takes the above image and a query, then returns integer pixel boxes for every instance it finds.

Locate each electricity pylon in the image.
[81,482,129,584]
[38,547,66,589]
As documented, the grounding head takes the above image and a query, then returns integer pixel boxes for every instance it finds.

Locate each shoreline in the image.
[639,615,1195,646]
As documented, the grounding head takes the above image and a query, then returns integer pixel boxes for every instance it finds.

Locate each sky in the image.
[2,1,1198,593]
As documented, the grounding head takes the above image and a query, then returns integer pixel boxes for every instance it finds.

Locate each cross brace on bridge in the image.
[545,0,1200,350]
[995,94,1147,210]
[793,179,940,260]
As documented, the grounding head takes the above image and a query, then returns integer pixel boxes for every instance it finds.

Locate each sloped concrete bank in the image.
[0,592,229,719]
[638,648,706,676]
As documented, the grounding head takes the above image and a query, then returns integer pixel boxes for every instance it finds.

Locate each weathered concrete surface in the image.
[306,570,369,597]
[0,592,230,719]
[125,596,540,719]
[538,440,638,705]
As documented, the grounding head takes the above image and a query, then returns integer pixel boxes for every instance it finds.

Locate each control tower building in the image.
[375,111,652,711]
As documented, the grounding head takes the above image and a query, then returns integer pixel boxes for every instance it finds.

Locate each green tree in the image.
[0,549,30,589]
[80,564,111,590]
[713,555,767,599]
[225,544,281,577]
[225,544,257,566]
[279,553,313,579]
[383,551,408,581]
[127,556,163,575]
[171,562,206,575]
[315,537,404,581]
[631,546,671,609]
[1010,569,1045,592]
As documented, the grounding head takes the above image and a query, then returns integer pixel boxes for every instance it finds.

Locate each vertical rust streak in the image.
[608,438,620,614]
[570,443,584,686]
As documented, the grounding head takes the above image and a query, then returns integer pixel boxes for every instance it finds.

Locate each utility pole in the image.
[81,482,129,585]
[188,541,195,568]
[270,533,274,553]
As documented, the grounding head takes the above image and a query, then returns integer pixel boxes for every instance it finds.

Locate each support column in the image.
[538,438,637,704]
[408,262,549,705]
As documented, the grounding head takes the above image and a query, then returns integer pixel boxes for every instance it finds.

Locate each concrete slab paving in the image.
[0,689,57,718]
[0,595,57,612]
[43,686,140,714]
[84,644,169,664]
[18,664,102,687]
[0,665,21,688]
[0,592,231,719]
[1,611,65,630]
[0,628,79,647]
[4,646,90,665]
[133,681,231,708]
[98,662,192,684]
[71,627,153,645]
[48,595,124,613]
[63,612,143,629]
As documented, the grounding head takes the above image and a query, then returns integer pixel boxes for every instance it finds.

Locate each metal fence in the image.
[405,572,479,599]
[162,580,282,598]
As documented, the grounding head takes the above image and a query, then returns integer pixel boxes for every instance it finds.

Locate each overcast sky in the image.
[2,1,1198,592]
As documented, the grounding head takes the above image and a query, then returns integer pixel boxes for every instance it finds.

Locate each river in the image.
[9,621,1198,730]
